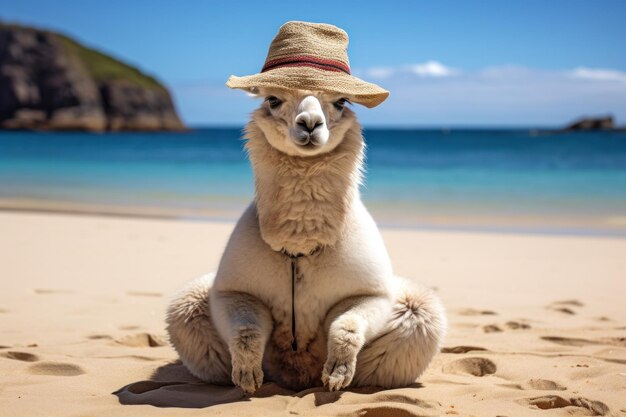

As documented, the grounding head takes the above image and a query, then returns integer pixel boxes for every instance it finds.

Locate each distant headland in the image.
[0,23,185,132]
[563,115,624,132]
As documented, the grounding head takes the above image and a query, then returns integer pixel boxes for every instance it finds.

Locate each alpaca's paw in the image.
[231,360,263,394]
[230,327,265,394]
[323,319,364,391]
[322,355,356,391]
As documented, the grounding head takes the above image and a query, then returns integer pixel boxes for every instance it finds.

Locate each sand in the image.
[0,211,624,417]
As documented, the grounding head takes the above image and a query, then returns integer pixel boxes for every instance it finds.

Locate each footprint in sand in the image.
[542,336,626,348]
[547,299,584,315]
[458,308,497,316]
[33,289,74,295]
[552,307,576,315]
[505,321,531,330]
[350,403,439,416]
[483,324,502,333]
[522,379,567,391]
[542,336,598,347]
[483,321,531,333]
[369,393,439,409]
[126,291,163,298]
[116,333,167,347]
[28,361,85,376]
[87,334,113,341]
[0,351,40,362]
[441,346,488,354]
[521,395,609,416]
[554,300,585,307]
[118,325,142,331]
[442,357,496,377]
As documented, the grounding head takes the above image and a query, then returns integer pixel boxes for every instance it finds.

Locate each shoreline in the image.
[2,196,625,239]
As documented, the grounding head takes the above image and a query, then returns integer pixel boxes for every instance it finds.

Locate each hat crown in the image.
[263,21,351,73]
[226,21,389,108]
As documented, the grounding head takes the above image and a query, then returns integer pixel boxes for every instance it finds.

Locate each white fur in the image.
[166,88,447,393]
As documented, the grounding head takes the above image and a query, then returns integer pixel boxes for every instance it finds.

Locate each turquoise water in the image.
[1,128,626,235]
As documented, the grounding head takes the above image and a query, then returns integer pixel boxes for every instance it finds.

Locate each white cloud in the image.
[359,61,460,80]
[360,63,626,84]
[570,67,626,83]
[365,67,395,79]
[408,61,460,78]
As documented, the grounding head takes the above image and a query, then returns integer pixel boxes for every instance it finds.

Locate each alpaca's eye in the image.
[334,98,348,111]
[266,96,282,109]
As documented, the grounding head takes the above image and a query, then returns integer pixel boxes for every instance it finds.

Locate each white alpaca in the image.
[166,87,447,393]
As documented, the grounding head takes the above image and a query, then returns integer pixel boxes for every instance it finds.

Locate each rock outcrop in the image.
[0,23,184,131]
[564,116,615,131]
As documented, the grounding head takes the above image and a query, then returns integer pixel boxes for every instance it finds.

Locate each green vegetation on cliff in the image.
[57,34,165,91]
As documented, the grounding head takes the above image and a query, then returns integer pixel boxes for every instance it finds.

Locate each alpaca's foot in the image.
[231,355,263,394]
[322,355,356,391]
[322,320,364,391]
[229,326,266,394]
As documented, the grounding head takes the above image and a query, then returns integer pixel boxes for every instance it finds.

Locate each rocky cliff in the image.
[0,23,185,131]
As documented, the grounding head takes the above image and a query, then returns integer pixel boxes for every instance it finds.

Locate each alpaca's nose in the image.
[295,96,326,134]
[291,96,329,148]
[295,113,324,133]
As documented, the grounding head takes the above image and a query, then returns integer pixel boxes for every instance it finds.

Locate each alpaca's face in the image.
[250,87,357,156]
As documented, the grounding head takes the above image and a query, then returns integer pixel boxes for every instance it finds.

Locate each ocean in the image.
[1,128,626,236]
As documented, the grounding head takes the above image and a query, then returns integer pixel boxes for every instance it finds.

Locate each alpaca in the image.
[166,87,447,393]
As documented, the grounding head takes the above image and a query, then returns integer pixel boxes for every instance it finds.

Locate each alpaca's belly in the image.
[263,321,327,390]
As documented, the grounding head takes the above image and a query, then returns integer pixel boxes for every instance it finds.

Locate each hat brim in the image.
[226,67,389,108]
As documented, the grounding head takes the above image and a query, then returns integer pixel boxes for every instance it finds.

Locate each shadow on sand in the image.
[113,361,426,411]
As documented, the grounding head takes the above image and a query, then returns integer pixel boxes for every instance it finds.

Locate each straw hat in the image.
[226,21,389,108]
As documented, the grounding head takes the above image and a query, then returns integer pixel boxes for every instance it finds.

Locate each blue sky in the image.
[2,0,626,126]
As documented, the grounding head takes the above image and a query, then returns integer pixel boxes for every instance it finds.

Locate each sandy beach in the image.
[0,210,624,416]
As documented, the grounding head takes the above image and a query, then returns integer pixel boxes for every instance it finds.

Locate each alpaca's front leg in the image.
[211,291,273,394]
[322,295,392,391]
